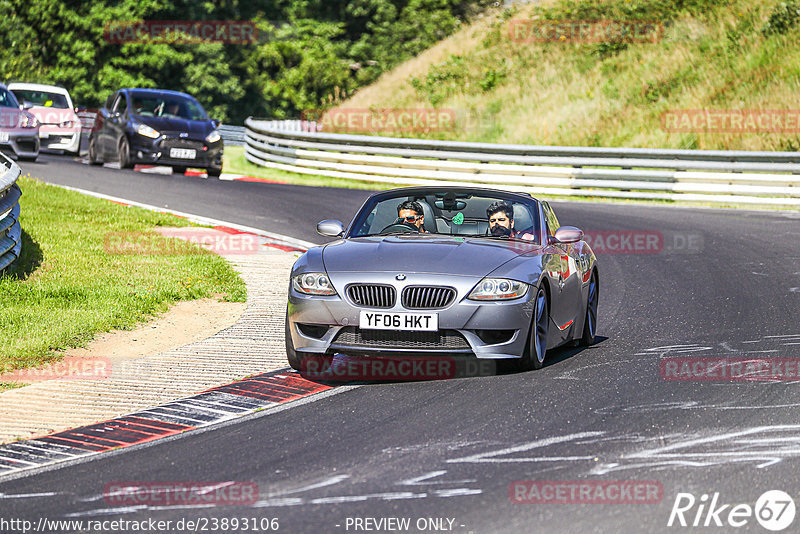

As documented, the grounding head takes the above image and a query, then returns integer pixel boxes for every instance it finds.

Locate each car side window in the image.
[0,89,16,108]
[113,94,128,115]
[542,202,560,236]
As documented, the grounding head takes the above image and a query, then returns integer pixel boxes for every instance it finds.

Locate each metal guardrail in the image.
[218,124,245,146]
[0,153,23,271]
[247,119,322,133]
[76,111,97,132]
[244,118,800,206]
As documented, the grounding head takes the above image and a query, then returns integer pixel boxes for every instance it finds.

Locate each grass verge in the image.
[0,175,246,387]
[342,0,800,152]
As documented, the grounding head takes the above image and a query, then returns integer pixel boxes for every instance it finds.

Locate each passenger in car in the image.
[396,200,427,232]
[486,201,534,240]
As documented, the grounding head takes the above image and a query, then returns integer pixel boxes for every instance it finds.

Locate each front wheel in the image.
[118,136,132,169]
[578,270,598,346]
[516,285,549,372]
[88,136,101,165]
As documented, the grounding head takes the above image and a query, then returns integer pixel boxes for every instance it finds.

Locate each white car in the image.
[8,83,82,155]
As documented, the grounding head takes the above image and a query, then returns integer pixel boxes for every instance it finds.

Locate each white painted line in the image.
[0,456,37,467]
[446,431,604,464]
[40,181,317,250]
[0,491,60,499]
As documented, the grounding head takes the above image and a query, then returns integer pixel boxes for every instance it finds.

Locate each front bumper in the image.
[287,272,535,360]
[0,129,40,159]
[40,128,80,153]
[130,135,223,168]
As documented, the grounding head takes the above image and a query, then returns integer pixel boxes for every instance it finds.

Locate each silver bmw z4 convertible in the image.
[286,187,598,374]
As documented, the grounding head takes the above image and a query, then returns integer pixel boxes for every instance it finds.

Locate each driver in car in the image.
[397,200,427,232]
[487,201,534,240]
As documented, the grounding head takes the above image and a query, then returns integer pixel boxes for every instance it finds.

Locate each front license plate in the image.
[0,132,8,143]
[169,148,196,159]
[359,311,438,331]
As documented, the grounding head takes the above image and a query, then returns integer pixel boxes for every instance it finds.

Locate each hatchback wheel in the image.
[118,137,132,169]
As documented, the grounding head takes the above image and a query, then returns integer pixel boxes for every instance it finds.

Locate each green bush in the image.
[762,1,800,35]
[0,0,491,124]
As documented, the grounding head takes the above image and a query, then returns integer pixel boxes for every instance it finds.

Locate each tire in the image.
[207,166,221,178]
[88,136,102,165]
[118,136,132,169]
[578,270,599,346]
[515,285,549,372]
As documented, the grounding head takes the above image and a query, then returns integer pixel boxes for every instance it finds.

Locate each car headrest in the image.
[513,204,534,233]
[418,201,437,233]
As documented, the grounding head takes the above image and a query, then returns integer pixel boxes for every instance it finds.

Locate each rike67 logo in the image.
[668,490,796,531]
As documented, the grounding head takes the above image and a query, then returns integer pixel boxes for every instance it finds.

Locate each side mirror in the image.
[211,119,221,128]
[21,101,34,110]
[75,106,86,113]
[551,226,583,244]
[317,219,344,237]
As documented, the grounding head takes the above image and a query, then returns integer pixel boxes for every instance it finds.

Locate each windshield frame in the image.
[128,91,209,121]
[346,187,542,244]
[10,89,71,109]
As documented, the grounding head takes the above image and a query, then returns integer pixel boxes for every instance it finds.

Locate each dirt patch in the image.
[0,298,248,385]
[64,298,247,364]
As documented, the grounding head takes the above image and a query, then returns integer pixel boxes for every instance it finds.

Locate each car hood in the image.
[29,106,78,125]
[322,235,542,276]
[135,116,212,137]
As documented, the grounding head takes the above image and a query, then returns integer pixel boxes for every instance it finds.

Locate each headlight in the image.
[205,130,221,143]
[137,124,160,139]
[468,278,528,301]
[19,112,39,128]
[292,272,336,296]
[59,120,74,128]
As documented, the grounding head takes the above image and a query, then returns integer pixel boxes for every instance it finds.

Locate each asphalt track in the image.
[3,152,800,533]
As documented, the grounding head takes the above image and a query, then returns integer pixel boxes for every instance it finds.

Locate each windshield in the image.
[129,92,208,121]
[11,90,70,109]
[0,88,19,108]
[349,190,540,243]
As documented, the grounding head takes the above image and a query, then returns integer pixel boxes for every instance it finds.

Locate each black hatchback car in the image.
[89,88,223,176]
